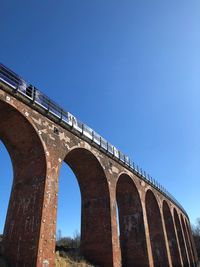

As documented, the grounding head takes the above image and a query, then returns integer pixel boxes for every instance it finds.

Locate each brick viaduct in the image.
[0,78,198,267]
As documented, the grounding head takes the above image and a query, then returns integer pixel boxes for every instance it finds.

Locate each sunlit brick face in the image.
[163,201,181,267]
[0,100,46,267]
[116,174,149,267]
[146,190,169,267]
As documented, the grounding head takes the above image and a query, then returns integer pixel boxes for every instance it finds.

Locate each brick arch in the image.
[185,219,198,265]
[145,190,170,267]
[181,214,195,267]
[162,201,181,267]
[0,100,47,266]
[64,147,113,267]
[116,173,149,267]
[174,208,189,267]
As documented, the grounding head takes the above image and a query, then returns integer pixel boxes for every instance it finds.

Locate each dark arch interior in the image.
[163,201,181,267]
[64,148,113,267]
[116,174,149,267]
[145,190,169,267]
[174,209,189,267]
[0,100,47,266]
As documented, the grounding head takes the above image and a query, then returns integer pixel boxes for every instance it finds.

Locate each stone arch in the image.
[145,190,169,267]
[116,173,149,267]
[163,201,181,267]
[174,209,189,267]
[181,214,194,267]
[64,147,113,267]
[0,99,47,266]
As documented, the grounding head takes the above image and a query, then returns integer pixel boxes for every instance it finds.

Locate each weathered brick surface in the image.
[0,84,198,267]
[0,100,47,267]
[116,174,149,267]
[183,216,196,266]
[145,190,170,267]
[163,201,182,267]
[185,220,199,264]
[181,214,195,267]
[174,209,190,267]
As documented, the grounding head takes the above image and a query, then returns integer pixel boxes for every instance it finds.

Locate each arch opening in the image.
[163,201,181,267]
[0,100,47,266]
[62,147,113,267]
[174,209,189,267]
[181,215,195,267]
[181,214,194,267]
[0,141,13,238]
[56,163,81,240]
[185,220,198,264]
[56,161,82,263]
[116,174,149,267]
[145,190,169,267]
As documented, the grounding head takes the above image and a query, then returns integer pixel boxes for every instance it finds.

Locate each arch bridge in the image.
[0,64,198,267]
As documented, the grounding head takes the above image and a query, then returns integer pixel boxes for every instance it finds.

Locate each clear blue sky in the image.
[0,0,200,237]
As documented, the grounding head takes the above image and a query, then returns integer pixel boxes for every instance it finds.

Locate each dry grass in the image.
[55,253,94,267]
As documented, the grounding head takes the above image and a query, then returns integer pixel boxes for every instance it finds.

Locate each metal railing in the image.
[0,63,187,216]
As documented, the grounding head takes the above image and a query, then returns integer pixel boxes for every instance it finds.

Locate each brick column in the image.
[0,100,48,267]
[163,201,182,267]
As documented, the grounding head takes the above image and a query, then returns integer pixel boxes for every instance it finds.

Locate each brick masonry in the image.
[0,83,198,267]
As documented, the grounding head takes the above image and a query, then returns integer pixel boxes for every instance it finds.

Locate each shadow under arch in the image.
[163,201,181,267]
[116,173,149,267]
[64,147,113,267]
[145,190,169,267]
[174,208,189,267]
[0,100,47,267]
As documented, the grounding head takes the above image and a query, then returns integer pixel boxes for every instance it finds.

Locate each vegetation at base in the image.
[56,230,94,267]
[192,218,200,261]
[56,230,80,249]
[55,253,94,267]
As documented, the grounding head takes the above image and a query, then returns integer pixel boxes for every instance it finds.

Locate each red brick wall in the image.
[0,84,197,267]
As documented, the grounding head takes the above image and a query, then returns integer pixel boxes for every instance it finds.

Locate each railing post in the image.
[47,99,50,113]
[136,165,139,173]
[82,123,84,135]
[32,87,36,103]
[60,109,63,122]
